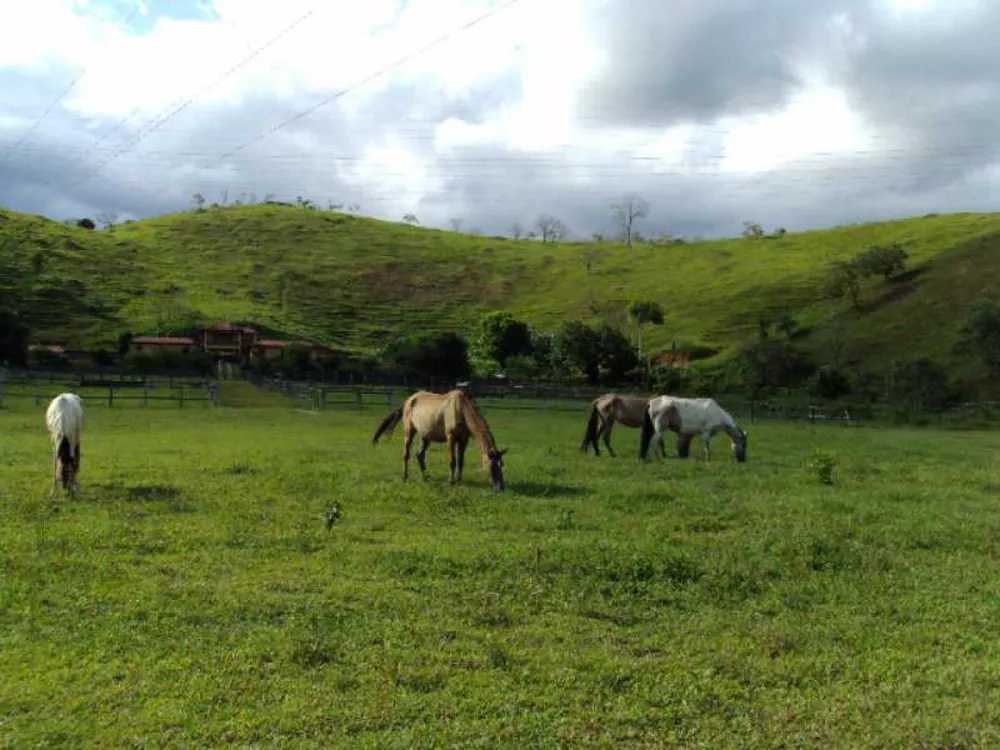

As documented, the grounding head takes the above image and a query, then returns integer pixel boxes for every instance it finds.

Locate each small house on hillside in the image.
[654,351,691,367]
[29,344,65,356]
[200,322,259,359]
[122,322,335,364]
[254,339,336,361]
[131,336,197,353]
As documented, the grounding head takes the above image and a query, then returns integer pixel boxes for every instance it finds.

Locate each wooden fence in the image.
[0,371,218,409]
[240,373,1000,427]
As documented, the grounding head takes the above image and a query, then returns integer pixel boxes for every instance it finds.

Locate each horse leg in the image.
[659,434,666,459]
[447,436,457,484]
[601,418,617,458]
[50,450,58,498]
[677,433,692,459]
[416,439,430,480]
[402,427,415,481]
[71,443,80,498]
[702,433,712,462]
[457,439,467,483]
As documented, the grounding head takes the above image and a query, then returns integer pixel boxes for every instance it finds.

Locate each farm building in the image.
[130,336,197,353]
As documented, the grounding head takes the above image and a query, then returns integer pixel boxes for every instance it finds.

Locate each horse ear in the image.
[498,448,508,457]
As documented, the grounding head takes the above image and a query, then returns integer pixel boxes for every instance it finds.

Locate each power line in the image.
[0,2,144,165]
[157,0,529,199]
[66,4,322,191]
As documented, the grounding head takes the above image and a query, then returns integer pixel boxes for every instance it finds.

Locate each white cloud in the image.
[1,0,999,239]
[719,84,870,175]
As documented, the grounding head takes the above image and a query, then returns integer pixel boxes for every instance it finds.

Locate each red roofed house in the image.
[254,339,290,360]
[254,340,336,361]
[131,336,197,353]
[29,344,66,356]
[199,323,259,359]
[653,350,691,368]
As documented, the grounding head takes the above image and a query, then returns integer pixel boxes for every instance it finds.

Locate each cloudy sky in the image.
[1,0,997,239]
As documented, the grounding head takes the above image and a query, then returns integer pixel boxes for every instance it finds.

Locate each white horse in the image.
[45,393,84,497]
[640,396,748,463]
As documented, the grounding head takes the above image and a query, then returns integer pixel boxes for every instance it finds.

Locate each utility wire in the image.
[0,1,144,165]
[157,0,529,199]
[67,4,321,190]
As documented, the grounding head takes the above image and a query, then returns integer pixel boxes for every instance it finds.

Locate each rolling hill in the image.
[2,202,1000,389]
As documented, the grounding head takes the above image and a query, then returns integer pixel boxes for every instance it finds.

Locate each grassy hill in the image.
[2,203,1000,388]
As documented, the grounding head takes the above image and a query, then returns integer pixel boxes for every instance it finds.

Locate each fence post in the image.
[180,390,185,408]
[356,390,362,410]
[144,389,149,406]
[108,388,114,408]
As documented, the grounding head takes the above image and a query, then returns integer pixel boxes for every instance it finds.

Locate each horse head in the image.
[732,429,748,463]
[487,447,507,492]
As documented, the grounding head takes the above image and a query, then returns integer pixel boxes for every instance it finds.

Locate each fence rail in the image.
[5,366,1000,427]
[0,371,218,409]
[240,373,1000,427]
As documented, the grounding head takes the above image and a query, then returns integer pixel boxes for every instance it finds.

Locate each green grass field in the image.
[3,398,1000,747]
[5,203,1000,391]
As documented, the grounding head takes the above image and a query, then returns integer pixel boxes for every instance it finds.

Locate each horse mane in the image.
[456,391,498,458]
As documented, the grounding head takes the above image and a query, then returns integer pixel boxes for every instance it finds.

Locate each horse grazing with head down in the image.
[45,392,84,497]
[371,389,508,492]
[640,396,748,463]
[580,393,652,458]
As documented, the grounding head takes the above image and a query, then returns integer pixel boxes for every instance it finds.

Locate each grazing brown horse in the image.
[371,389,507,492]
[580,393,664,458]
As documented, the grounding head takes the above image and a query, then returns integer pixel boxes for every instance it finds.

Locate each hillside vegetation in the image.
[2,203,1000,387]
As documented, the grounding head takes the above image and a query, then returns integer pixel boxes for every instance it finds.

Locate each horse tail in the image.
[57,436,73,466]
[372,406,404,446]
[580,402,600,454]
[638,405,655,460]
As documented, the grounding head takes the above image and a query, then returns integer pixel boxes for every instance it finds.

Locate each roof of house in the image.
[203,322,257,333]
[132,336,197,345]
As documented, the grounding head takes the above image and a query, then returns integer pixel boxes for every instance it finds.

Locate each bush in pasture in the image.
[595,323,639,384]
[76,217,96,230]
[809,365,852,400]
[382,331,471,380]
[551,321,603,384]
[737,336,814,395]
[649,363,687,393]
[855,242,908,281]
[503,354,543,380]
[478,311,533,369]
[886,357,954,415]
[823,259,863,307]
[526,331,558,376]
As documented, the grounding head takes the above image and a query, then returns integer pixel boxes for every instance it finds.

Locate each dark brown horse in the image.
[372,389,507,491]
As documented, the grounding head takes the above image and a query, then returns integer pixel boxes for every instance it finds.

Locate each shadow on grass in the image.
[510,481,585,498]
[95,481,182,503]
